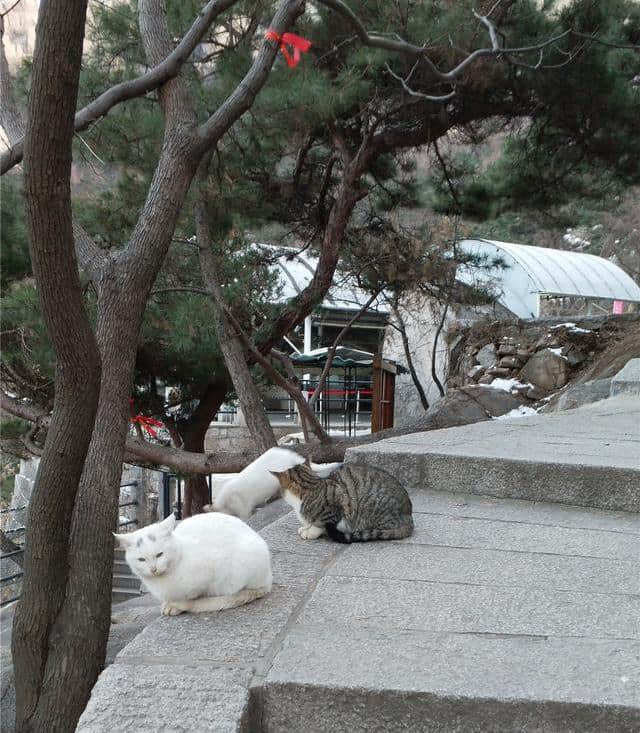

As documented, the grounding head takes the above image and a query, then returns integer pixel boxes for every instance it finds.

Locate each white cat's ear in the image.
[158,513,177,534]
[269,469,286,484]
[113,532,133,548]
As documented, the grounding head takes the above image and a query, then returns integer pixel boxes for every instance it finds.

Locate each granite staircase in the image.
[79,397,640,732]
[112,548,142,604]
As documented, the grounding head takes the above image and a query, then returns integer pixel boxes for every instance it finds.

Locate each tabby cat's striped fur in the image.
[271,461,414,543]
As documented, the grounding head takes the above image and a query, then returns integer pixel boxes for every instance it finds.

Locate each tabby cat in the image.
[270,457,414,543]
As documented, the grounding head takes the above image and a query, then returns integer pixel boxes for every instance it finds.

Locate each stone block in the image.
[519,349,569,391]
[487,366,511,377]
[611,358,640,396]
[326,539,640,594]
[346,398,640,511]
[77,664,252,732]
[475,343,497,367]
[554,379,612,411]
[264,630,640,732]
[409,488,640,536]
[497,343,517,356]
[563,345,586,367]
[467,364,485,381]
[499,356,520,369]
[117,581,312,666]
[526,385,548,400]
[298,576,639,639]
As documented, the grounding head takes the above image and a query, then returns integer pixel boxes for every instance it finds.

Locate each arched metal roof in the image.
[256,243,390,313]
[457,239,640,319]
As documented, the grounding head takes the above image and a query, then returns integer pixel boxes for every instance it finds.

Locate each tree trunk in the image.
[391,305,430,411]
[177,381,229,517]
[11,1,102,730]
[431,303,448,398]
[197,201,277,454]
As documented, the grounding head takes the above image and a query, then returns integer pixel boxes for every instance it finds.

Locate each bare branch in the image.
[1,0,238,174]
[0,0,23,19]
[308,289,382,409]
[389,303,429,411]
[384,62,456,102]
[316,0,573,82]
[21,424,43,456]
[431,303,448,398]
[195,0,305,153]
[223,303,332,443]
[150,286,210,296]
[0,388,250,475]
[0,389,49,425]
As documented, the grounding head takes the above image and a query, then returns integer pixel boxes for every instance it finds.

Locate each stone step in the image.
[112,587,142,605]
[346,397,640,513]
[113,560,130,575]
[79,491,640,732]
[112,573,141,590]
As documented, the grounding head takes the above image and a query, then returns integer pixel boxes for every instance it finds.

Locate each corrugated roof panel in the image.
[255,243,390,313]
[467,239,640,303]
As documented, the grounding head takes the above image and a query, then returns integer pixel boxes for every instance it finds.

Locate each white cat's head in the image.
[114,514,178,579]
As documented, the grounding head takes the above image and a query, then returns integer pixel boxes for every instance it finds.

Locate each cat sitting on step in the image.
[114,512,272,616]
[207,446,342,520]
[270,453,414,543]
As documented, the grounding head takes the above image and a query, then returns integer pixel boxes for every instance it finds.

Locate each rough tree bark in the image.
[10,1,102,731]
[7,0,305,729]
[196,193,277,455]
[177,381,229,516]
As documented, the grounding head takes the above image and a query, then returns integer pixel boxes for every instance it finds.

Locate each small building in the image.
[261,244,389,354]
[383,239,640,426]
[251,245,391,434]
[456,239,640,319]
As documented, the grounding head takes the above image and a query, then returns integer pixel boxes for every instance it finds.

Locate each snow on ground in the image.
[480,377,531,392]
[548,347,568,359]
[550,322,592,333]
[494,405,540,420]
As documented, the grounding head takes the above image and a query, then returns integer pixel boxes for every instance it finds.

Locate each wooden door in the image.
[371,355,396,432]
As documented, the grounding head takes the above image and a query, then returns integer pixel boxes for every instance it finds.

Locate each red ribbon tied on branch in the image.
[129,399,164,439]
[265,29,311,68]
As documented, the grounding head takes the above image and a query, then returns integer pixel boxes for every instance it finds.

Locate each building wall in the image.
[382,294,453,427]
[383,293,515,426]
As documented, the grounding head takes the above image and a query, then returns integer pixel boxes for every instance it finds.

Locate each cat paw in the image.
[298,525,325,540]
[161,602,184,616]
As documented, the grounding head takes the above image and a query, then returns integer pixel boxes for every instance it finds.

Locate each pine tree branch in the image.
[308,289,382,409]
[1,0,238,174]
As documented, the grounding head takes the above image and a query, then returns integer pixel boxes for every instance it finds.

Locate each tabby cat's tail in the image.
[325,519,414,543]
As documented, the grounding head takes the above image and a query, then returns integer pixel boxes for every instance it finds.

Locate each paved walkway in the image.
[348,395,640,512]
[79,485,640,731]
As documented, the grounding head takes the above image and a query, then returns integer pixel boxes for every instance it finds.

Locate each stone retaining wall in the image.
[204,424,302,453]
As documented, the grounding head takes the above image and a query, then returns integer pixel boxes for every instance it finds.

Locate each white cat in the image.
[114,512,272,616]
[208,446,342,519]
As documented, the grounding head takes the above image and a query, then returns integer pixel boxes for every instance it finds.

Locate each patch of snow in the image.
[550,322,592,333]
[494,405,540,420]
[548,347,568,360]
[480,378,530,392]
[563,231,590,248]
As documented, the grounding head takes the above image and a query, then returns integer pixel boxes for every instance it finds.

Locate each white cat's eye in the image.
[137,558,145,562]
[156,552,163,558]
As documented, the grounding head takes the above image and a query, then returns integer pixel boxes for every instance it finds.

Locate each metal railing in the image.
[0,481,141,608]
[161,473,213,519]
